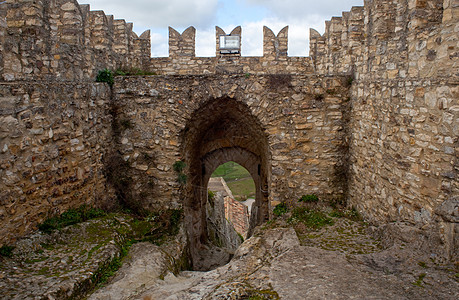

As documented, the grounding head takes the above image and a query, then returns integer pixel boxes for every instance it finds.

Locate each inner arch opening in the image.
[206,162,255,260]
[181,97,270,271]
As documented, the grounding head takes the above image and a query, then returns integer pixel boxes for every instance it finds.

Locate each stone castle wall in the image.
[0,0,151,82]
[150,26,314,75]
[310,0,458,259]
[0,0,152,244]
[0,0,457,261]
[112,74,349,210]
[224,196,249,239]
[0,82,114,244]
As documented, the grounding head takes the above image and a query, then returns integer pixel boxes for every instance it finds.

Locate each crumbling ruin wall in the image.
[0,0,151,82]
[150,26,315,75]
[310,0,458,260]
[0,82,114,244]
[112,74,348,211]
[0,0,151,245]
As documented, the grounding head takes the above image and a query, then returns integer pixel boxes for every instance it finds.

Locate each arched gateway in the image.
[181,97,270,266]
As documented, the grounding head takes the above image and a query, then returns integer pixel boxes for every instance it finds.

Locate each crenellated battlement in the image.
[0,0,151,81]
[1,0,457,80]
[309,0,457,79]
[152,25,314,75]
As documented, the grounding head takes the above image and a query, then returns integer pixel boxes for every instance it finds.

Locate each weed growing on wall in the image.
[0,245,15,258]
[273,202,288,217]
[299,194,319,203]
[38,205,106,233]
[96,68,114,86]
[173,160,187,185]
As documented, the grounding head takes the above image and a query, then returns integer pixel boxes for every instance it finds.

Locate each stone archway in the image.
[181,97,270,268]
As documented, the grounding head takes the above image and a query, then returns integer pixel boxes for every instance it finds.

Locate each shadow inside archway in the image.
[181,97,270,271]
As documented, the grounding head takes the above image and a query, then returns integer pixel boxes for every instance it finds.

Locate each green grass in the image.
[0,245,15,258]
[211,162,255,200]
[211,162,251,182]
[38,205,106,233]
[273,203,288,217]
[288,207,334,229]
[227,178,256,200]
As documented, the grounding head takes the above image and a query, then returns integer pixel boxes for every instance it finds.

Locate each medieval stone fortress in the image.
[0,0,457,298]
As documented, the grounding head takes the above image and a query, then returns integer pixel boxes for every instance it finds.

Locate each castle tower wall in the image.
[308,0,457,261]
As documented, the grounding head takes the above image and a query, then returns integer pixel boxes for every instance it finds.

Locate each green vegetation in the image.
[245,287,280,299]
[211,161,255,200]
[119,119,133,130]
[96,68,114,86]
[412,273,427,287]
[273,202,288,217]
[38,205,106,233]
[344,207,362,221]
[208,190,215,200]
[299,194,319,203]
[173,160,186,173]
[237,232,244,243]
[173,160,187,185]
[212,161,250,181]
[227,178,256,200]
[288,207,333,229]
[114,68,157,76]
[0,245,15,258]
[418,261,427,268]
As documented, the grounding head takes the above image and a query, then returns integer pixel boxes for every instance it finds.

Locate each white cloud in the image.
[81,0,219,29]
[80,0,364,57]
[246,0,364,21]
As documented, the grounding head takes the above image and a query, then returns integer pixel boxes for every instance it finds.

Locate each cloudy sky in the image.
[81,0,363,57]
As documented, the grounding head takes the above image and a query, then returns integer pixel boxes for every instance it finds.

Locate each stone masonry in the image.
[0,0,457,264]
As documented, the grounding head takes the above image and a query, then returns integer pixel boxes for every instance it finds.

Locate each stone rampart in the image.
[224,196,249,239]
[0,0,151,82]
[0,81,114,244]
[0,0,457,262]
[112,74,348,210]
[150,26,315,75]
[310,0,458,260]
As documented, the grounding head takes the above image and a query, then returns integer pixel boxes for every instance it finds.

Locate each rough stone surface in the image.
[0,82,114,245]
[0,0,457,267]
[135,225,457,300]
[88,230,188,300]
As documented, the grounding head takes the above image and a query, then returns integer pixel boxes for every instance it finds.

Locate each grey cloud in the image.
[246,0,364,21]
[81,0,218,29]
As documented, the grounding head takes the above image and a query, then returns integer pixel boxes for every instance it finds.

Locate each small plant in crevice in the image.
[313,93,324,101]
[38,205,106,233]
[344,207,362,222]
[0,245,15,258]
[273,202,288,217]
[345,75,354,87]
[412,273,427,287]
[119,119,133,130]
[96,68,114,86]
[208,190,215,207]
[288,207,334,229]
[173,160,187,185]
[299,194,319,203]
[326,88,336,95]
